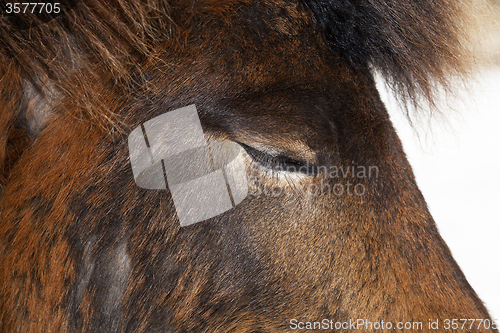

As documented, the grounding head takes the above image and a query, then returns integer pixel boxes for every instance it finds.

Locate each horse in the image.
[0,0,497,332]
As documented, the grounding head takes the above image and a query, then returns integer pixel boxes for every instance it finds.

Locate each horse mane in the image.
[0,0,480,128]
[299,0,480,110]
[0,0,176,186]
[0,0,172,79]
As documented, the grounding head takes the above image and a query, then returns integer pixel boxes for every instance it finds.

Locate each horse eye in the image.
[238,142,319,177]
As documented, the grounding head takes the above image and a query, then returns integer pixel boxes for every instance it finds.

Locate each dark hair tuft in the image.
[299,0,479,109]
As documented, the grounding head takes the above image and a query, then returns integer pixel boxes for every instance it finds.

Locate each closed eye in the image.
[237,142,319,177]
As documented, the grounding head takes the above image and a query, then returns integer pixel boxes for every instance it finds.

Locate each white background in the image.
[377,67,500,322]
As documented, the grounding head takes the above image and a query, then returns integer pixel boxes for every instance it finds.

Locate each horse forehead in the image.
[183,0,307,20]
[170,0,314,49]
[158,1,342,88]
[151,1,358,144]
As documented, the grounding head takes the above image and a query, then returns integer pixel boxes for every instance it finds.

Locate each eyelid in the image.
[237,142,319,177]
[236,141,285,157]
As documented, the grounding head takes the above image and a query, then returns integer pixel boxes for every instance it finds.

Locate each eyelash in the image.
[237,142,319,177]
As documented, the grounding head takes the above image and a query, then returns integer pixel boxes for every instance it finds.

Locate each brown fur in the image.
[0,0,496,332]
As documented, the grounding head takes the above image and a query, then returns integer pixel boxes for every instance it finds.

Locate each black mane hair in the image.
[299,0,478,107]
